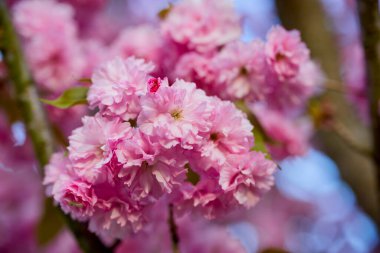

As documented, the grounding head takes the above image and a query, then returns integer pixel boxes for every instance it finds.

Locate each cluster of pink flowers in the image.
[161,0,241,53]
[12,0,323,160]
[44,56,276,242]
[9,0,328,249]
[12,0,96,135]
[164,4,323,159]
[13,0,85,94]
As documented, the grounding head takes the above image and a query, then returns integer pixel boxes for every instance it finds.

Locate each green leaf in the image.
[185,164,200,185]
[40,86,88,109]
[37,198,64,245]
[251,127,271,159]
[158,4,172,20]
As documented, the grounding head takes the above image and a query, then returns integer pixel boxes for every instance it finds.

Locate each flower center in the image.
[275,52,286,61]
[210,132,219,142]
[239,67,248,76]
[128,118,137,128]
[170,109,183,120]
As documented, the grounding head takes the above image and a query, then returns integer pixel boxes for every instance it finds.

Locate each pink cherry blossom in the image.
[111,25,164,66]
[88,182,146,241]
[177,178,236,219]
[213,40,268,100]
[44,55,278,241]
[342,44,368,121]
[116,130,187,201]
[68,115,132,182]
[13,0,85,93]
[162,0,241,52]
[44,152,96,221]
[114,200,172,253]
[178,214,246,253]
[197,98,253,168]
[60,181,97,221]
[251,105,311,160]
[263,61,324,113]
[137,79,211,149]
[219,152,276,208]
[266,25,310,79]
[173,52,218,96]
[13,0,76,38]
[88,57,155,120]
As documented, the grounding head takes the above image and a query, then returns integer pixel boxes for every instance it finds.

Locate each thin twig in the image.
[168,204,180,253]
[330,121,373,157]
[0,3,112,252]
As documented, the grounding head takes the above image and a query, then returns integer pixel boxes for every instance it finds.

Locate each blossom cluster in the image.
[10,0,322,248]
[117,0,323,160]
[13,0,85,94]
[170,23,323,159]
[5,0,377,252]
[44,56,277,242]
[12,0,323,160]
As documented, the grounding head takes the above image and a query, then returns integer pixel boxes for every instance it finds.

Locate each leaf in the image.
[158,4,172,20]
[37,198,64,245]
[40,86,88,109]
[185,164,200,185]
[251,127,272,159]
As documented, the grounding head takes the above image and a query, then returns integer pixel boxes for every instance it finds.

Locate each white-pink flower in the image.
[213,40,268,100]
[264,61,324,113]
[68,115,132,182]
[88,57,156,120]
[266,25,309,79]
[219,152,276,208]
[137,79,211,149]
[116,130,187,200]
[173,52,217,96]
[13,0,76,38]
[13,0,85,93]
[44,152,97,221]
[251,104,311,160]
[111,25,164,65]
[198,98,253,168]
[162,0,241,52]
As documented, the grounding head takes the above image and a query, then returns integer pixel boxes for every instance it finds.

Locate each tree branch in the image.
[356,0,380,212]
[168,204,180,253]
[0,2,113,253]
[330,121,373,157]
[0,1,53,171]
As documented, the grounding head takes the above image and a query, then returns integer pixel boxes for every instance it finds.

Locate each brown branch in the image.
[356,0,380,194]
[0,2,112,253]
[330,121,373,157]
[168,204,180,253]
[0,3,53,170]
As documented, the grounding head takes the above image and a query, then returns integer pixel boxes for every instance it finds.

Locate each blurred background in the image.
[0,0,379,252]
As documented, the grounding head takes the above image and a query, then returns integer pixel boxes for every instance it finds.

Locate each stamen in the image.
[210,132,219,141]
[170,109,183,120]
